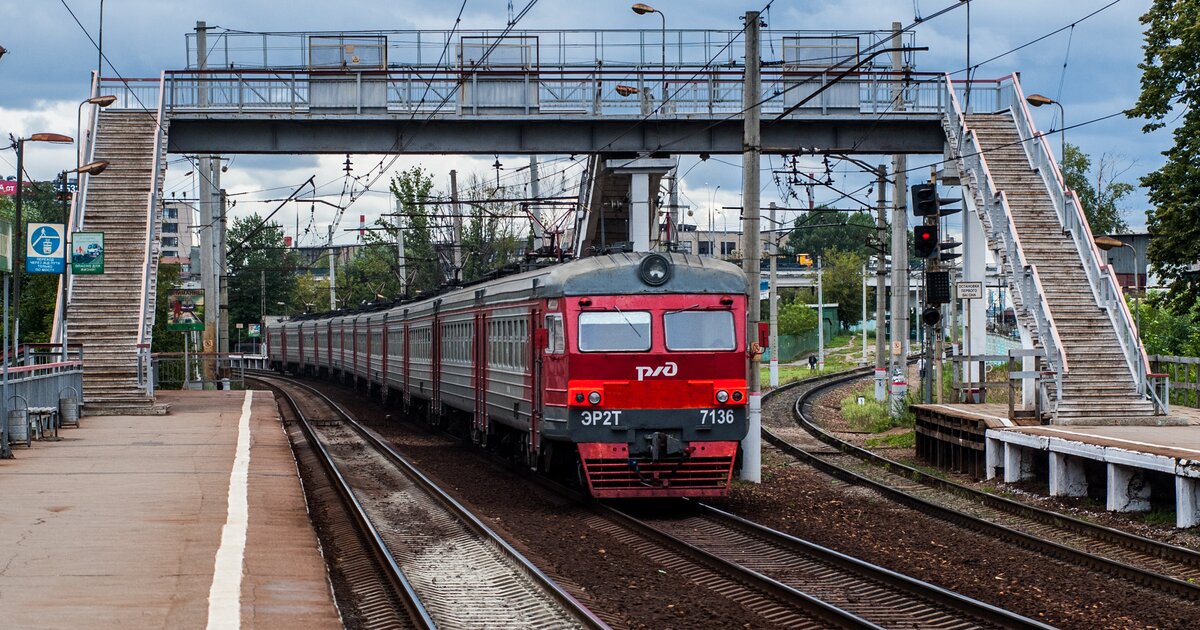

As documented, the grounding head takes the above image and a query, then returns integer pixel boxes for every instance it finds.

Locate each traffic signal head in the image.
[914,225,938,258]
[912,183,938,217]
[922,306,942,326]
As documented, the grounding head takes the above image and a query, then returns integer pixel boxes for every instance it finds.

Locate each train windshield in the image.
[578,311,651,352]
[664,310,736,351]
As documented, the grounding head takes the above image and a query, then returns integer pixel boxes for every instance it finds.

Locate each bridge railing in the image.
[151,68,953,118]
[1004,75,1150,399]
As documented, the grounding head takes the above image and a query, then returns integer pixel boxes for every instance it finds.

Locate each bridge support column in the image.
[1003,441,1035,483]
[1106,463,1151,512]
[1176,476,1200,528]
[605,157,676,253]
[962,202,987,385]
[1049,451,1088,497]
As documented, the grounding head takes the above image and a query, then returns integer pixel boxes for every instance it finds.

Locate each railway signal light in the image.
[922,306,942,326]
[914,225,938,258]
[926,271,951,304]
[911,182,962,217]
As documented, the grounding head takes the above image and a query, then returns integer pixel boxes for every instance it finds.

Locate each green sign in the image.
[166,289,205,332]
[248,323,261,338]
[0,220,11,273]
[71,232,104,274]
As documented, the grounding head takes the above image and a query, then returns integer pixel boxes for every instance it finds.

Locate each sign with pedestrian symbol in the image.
[248,324,261,338]
[26,223,65,274]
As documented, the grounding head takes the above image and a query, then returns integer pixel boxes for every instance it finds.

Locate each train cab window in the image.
[664,310,736,351]
[544,314,564,354]
[578,311,651,352]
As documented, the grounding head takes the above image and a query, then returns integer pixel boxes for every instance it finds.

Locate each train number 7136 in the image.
[699,409,735,424]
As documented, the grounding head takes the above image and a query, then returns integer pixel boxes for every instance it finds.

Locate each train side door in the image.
[473,304,488,445]
[431,300,442,422]
[530,308,544,467]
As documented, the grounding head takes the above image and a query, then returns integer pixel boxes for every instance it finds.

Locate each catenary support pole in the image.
[450,169,462,278]
[889,22,909,411]
[740,10,762,483]
[769,202,778,387]
[328,225,336,310]
[817,256,824,370]
[875,164,887,400]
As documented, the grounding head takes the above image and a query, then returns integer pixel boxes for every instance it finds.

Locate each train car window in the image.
[578,311,651,352]
[544,314,565,354]
[664,310,736,351]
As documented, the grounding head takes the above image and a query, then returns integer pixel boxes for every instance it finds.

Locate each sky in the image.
[0,0,1168,247]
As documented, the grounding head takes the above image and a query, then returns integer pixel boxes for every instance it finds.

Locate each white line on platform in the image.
[207,391,254,629]
[1032,426,1200,457]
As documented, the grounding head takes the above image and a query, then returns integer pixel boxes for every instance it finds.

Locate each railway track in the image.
[763,369,1200,601]
[612,500,1051,629]
[252,374,608,630]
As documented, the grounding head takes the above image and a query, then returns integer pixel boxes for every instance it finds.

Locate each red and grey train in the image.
[266,252,749,498]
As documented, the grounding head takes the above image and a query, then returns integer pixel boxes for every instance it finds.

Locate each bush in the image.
[839,385,915,432]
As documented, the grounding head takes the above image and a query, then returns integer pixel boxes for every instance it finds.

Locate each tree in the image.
[390,167,441,295]
[226,214,298,325]
[1128,1,1200,312]
[459,174,529,283]
[0,182,66,345]
[784,210,876,260]
[1060,143,1133,235]
[819,249,870,331]
[335,237,405,306]
[778,298,818,336]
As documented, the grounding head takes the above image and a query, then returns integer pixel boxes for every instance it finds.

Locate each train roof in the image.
[540,252,747,297]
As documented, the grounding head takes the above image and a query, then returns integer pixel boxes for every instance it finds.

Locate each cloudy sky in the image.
[0,0,1165,246]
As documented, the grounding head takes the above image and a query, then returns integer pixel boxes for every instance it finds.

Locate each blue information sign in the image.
[26,223,65,274]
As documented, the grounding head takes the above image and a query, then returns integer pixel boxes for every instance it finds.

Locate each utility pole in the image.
[875,165,888,401]
[861,262,867,364]
[328,225,336,310]
[450,169,462,279]
[396,195,407,295]
[529,156,541,250]
[739,10,762,484]
[889,21,909,410]
[817,255,824,370]
[260,270,265,322]
[217,184,228,356]
[768,202,778,387]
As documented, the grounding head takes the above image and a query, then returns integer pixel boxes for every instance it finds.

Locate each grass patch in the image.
[839,385,915,433]
[865,430,915,449]
[1141,507,1177,527]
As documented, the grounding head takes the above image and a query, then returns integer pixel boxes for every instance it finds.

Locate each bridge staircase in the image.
[570,156,671,258]
[944,77,1161,423]
[66,104,168,415]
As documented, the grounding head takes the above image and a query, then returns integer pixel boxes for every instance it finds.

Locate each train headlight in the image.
[588,392,602,405]
[716,390,729,403]
[732,391,743,402]
[638,254,672,286]
[575,393,585,403]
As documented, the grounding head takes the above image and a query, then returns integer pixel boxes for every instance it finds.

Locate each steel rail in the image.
[258,375,436,629]
[764,369,1200,601]
[255,372,610,630]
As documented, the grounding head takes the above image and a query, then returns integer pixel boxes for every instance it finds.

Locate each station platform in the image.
[912,402,1200,528]
[0,390,340,628]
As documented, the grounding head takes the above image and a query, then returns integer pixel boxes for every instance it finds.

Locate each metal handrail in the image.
[136,73,167,393]
[1005,76,1148,394]
[55,71,104,344]
[943,74,1066,407]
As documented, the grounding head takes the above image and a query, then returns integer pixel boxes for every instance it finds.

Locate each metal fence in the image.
[151,353,269,391]
[1,356,84,456]
[1149,355,1200,409]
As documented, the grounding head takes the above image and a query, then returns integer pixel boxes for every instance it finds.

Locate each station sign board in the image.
[0,220,11,273]
[166,289,205,331]
[26,223,65,274]
[71,232,104,274]
[248,324,261,338]
[956,281,984,300]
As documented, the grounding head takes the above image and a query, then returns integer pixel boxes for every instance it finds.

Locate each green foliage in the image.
[785,210,876,260]
[151,263,186,353]
[819,249,871,330]
[460,175,527,282]
[390,167,441,295]
[778,298,818,336]
[839,385,914,433]
[1128,1,1200,312]
[1133,293,1200,356]
[865,431,916,449]
[1060,144,1132,235]
[336,237,405,306]
[0,182,67,345]
[226,214,298,324]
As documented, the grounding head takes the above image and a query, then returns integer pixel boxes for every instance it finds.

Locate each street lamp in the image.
[1026,93,1065,162]
[1095,235,1142,332]
[58,159,109,361]
[631,3,667,107]
[13,133,73,361]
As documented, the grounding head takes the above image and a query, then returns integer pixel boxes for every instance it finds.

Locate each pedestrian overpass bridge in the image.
[67,25,1160,424]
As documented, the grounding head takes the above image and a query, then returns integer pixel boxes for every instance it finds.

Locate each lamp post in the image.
[1026,93,1065,162]
[631,3,668,106]
[1095,235,1141,332]
[13,133,73,363]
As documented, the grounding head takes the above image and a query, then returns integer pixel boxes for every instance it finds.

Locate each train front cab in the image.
[544,289,749,499]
